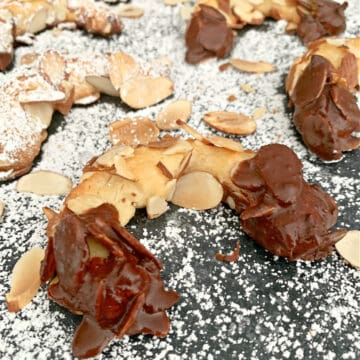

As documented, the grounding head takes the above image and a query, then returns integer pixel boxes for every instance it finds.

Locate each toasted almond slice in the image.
[25,8,48,33]
[204,111,256,135]
[96,145,134,167]
[148,135,180,149]
[230,58,276,73]
[120,76,174,109]
[252,107,266,120]
[109,118,160,146]
[19,89,65,103]
[0,199,4,221]
[146,196,169,219]
[156,99,192,130]
[108,52,139,90]
[85,75,118,97]
[207,135,244,152]
[164,179,177,201]
[176,120,212,144]
[335,230,360,269]
[171,171,223,210]
[39,50,66,85]
[114,155,137,181]
[6,247,45,312]
[22,103,54,127]
[116,5,144,18]
[157,154,186,179]
[16,171,72,196]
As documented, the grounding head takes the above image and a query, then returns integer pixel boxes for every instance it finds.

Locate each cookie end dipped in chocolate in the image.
[231,144,346,260]
[296,0,348,45]
[185,4,233,64]
[291,54,360,161]
[40,204,179,359]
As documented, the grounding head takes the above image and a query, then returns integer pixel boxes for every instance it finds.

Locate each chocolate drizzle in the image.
[185,5,233,64]
[296,0,348,44]
[40,204,179,359]
[291,55,360,161]
[231,144,346,260]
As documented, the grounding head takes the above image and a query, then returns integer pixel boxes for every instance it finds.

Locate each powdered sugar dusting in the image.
[0,0,359,359]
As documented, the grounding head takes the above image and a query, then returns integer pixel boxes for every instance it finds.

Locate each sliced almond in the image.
[176,119,212,144]
[158,154,186,179]
[335,230,360,269]
[116,5,144,18]
[171,171,223,210]
[39,50,66,86]
[6,247,45,312]
[164,179,177,201]
[0,199,4,221]
[204,111,256,135]
[16,171,72,196]
[156,99,192,130]
[108,52,139,90]
[163,139,193,155]
[146,196,169,219]
[25,8,48,33]
[96,145,134,167]
[120,76,174,109]
[22,103,54,127]
[114,155,136,181]
[252,107,266,120]
[85,75,118,97]
[109,118,160,146]
[19,89,65,104]
[207,135,244,152]
[230,58,276,73]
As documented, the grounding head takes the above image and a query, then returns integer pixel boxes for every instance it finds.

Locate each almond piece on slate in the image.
[116,5,144,18]
[204,111,256,135]
[146,196,169,219]
[230,58,276,73]
[16,171,72,196]
[109,118,160,146]
[156,99,192,130]
[335,230,360,269]
[120,76,174,109]
[171,171,223,210]
[6,247,45,312]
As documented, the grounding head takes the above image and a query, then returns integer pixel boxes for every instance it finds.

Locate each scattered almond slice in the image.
[171,171,223,210]
[207,135,244,152]
[109,118,160,146]
[120,76,174,109]
[108,52,139,90]
[158,154,187,179]
[164,179,177,201]
[116,5,144,19]
[156,99,192,130]
[203,111,256,135]
[16,171,72,196]
[335,230,360,269]
[85,75,118,97]
[252,107,266,120]
[6,247,45,312]
[240,83,255,93]
[0,199,4,221]
[176,120,212,144]
[230,58,276,73]
[146,196,169,219]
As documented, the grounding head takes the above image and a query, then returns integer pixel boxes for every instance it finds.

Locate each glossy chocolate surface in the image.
[231,144,346,260]
[40,204,179,359]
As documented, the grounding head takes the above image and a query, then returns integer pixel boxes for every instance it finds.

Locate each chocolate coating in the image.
[296,0,347,44]
[40,204,179,359]
[291,55,360,161]
[231,144,346,260]
[185,5,233,64]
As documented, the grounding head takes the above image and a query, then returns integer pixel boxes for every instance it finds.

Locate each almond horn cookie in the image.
[10,121,345,357]
[185,0,347,63]
[286,37,360,161]
[0,50,173,181]
[0,0,123,71]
